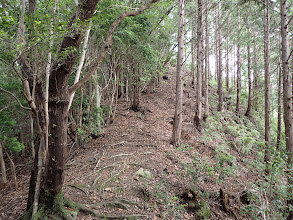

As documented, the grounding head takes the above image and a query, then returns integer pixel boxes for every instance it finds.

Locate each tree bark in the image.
[264,0,271,175]
[217,1,223,112]
[236,43,240,115]
[280,0,293,218]
[226,35,229,92]
[68,19,92,111]
[0,141,7,184]
[194,0,203,130]
[204,0,209,117]
[214,8,218,83]
[191,14,196,86]
[171,0,185,145]
[245,45,251,116]
[253,39,258,111]
[276,64,282,151]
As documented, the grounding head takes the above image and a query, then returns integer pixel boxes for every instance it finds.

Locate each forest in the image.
[0,0,293,219]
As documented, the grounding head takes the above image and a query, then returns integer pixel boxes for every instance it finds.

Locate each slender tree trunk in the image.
[204,0,209,117]
[226,35,229,92]
[68,20,92,111]
[281,0,293,218]
[217,1,223,111]
[131,63,140,111]
[194,0,203,130]
[253,39,258,111]
[236,43,240,115]
[0,141,7,184]
[264,0,271,175]
[233,45,236,88]
[5,149,17,188]
[214,8,218,83]
[191,14,196,86]
[171,0,185,145]
[245,45,252,116]
[276,64,282,151]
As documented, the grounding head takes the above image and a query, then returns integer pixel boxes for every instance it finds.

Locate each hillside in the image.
[0,65,279,219]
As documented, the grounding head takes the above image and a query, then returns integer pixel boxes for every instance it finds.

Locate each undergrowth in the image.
[196,106,292,219]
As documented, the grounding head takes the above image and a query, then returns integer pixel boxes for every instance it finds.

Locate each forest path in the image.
[1,65,255,219]
[63,65,202,219]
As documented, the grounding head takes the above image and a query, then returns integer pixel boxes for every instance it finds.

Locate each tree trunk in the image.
[217,1,223,112]
[276,64,282,151]
[245,45,251,116]
[68,19,92,111]
[204,0,209,117]
[226,35,229,92]
[280,0,293,218]
[253,39,258,111]
[131,63,140,111]
[0,141,7,184]
[191,14,196,86]
[264,0,271,175]
[171,0,185,145]
[33,0,100,213]
[194,0,203,130]
[236,43,240,115]
[214,8,218,83]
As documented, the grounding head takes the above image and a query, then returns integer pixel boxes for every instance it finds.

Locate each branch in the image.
[287,48,293,62]
[0,58,23,80]
[68,0,160,95]
[0,87,31,110]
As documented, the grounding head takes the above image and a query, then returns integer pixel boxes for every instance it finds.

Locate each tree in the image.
[15,0,161,218]
[191,14,196,86]
[194,0,203,130]
[245,45,252,116]
[263,0,271,175]
[280,0,293,218]
[236,42,241,115]
[171,0,185,145]
[204,0,209,117]
[217,1,223,111]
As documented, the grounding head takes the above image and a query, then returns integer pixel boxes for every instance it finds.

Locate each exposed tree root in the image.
[64,198,147,219]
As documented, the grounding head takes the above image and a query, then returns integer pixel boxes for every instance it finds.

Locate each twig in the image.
[94,150,105,170]
[0,87,31,110]
[67,184,87,195]
[81,165,116,181]
[0,58,23,80]
[110,153,133,158]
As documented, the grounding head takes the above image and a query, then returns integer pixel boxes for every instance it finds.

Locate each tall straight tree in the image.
[217,1,223,111]
[253,38,258,111]
[263,0,271,174]
[236,43,241,115]
[226,34,229,92]
[214,7,219,82]
[194,0,203,130]
[171,0,185,145]
[191,14,196,86]
[280,0,293,218]
[245,45,252,116]
[276,64,282,151]
[204,0,209,117]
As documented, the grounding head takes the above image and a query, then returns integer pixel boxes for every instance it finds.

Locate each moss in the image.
[23,191,77,220]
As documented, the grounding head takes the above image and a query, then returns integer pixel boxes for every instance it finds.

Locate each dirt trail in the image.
[63,65,202,219]
[1,65,245,219]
